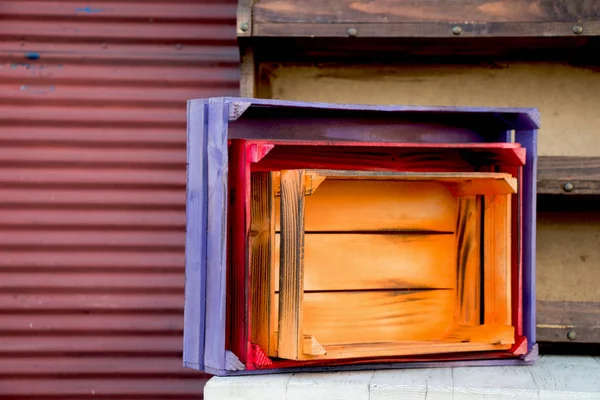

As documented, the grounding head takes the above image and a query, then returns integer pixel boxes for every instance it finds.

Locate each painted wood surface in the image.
[301,290,455,345]
[229,140,251,363]
[204,100,230,371]
[455,196,481,326]
[274,234,457,291]
[276,180,458,232]
[207,354,600,399]
[483,195,512,326]
[278,170,306,360]
[184,97,537,373]
[275,170,518,196]
[183,100,208,369]
[254,145,526,173]
[516,129,537,350]
[249,172,275,354]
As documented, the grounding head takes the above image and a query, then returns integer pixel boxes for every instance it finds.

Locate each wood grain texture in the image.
[303,335,327,356]
[278,170,306,360]
[276,180,457,232]
[255,145,525,173]
[302,290,455,345]
[249,172,274,354]
[537,300,600,343]
[455,196,481,326]
[253,20,600,38]
[274,234,457,291]
[278,170,517,195]
[229,140,250,363]
[516,129,537,351]
[538,156,600,194]
[299,340,512,360]
[447,325,515,346]
[253,0,600,24]
[204,100,229,371]
[239,44,256,97]
[183,100,208,370]
[483,195,512,326]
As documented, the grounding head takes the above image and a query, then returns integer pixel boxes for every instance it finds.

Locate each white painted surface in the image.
[204,356,600,400]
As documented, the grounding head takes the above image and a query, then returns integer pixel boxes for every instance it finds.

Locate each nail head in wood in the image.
[347,27,357,37]
[452,26,463,35]
[240,22,249,32]
[573,25,583,35]
[567,330,577,341]
[563,182,574,192]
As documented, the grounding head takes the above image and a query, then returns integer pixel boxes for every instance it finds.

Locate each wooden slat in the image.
[277,170,306,360]
[537,300,600,343]
[302,290,455,346]
[274,234,456,291]
[204,100,229,371]
[253,0,598,24]
[183,100,207,370]
[483,195,512,326]
[301,340,512,360]
[538,156,600,195]
[228,140,250,363]
[249,172,275,354]
[253,21,600,38]
[446,325,515,346]
[455,196,482,326]
[255,145,526,173]
[306,170,517,196]
[276,180,457,232]
[274,171,517,196]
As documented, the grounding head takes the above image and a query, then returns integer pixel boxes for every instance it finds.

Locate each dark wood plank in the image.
[538,156,600,194]
[456,196,481,326]
[204,100,230,371]
[254,21,600,38]
[537,300,600,343]
[278,170,306,360]
[239,42,256,97]
[249,172,275,354]
[251,37,600,64]
[253,0,600,24]
[183,100,208,371]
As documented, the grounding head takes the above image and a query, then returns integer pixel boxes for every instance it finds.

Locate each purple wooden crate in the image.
[184,97,539,376]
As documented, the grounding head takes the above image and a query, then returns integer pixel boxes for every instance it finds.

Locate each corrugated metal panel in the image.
[0,1,239,398]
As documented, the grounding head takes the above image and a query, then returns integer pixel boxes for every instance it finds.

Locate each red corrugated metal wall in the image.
[0,1,239,398]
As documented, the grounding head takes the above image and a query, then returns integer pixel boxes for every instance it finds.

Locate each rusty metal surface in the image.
[0,0,239,397]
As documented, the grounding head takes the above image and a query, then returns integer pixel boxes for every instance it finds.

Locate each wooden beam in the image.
[455,196,481,326]
[277,170,306,360]
[537,300,600,343]
[249,172,275,354]
[483,195,512,326]
[538,156,600,195]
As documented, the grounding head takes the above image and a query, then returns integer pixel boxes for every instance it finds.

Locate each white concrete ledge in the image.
[204,355,600,400]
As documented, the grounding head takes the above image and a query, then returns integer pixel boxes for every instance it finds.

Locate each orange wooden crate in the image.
[251,170,516,361]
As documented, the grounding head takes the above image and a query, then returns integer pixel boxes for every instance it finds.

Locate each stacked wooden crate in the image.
[184,97,538,375]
